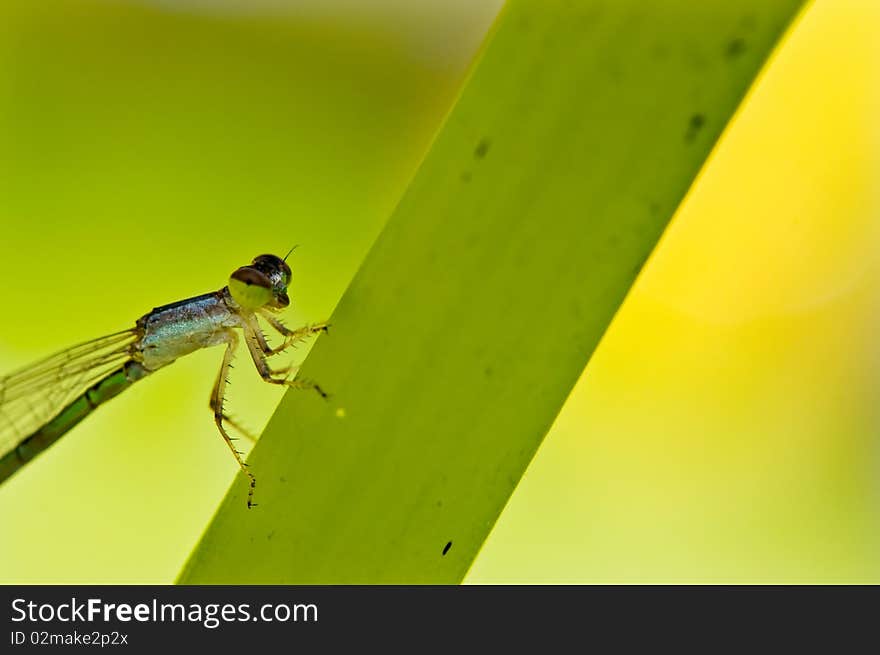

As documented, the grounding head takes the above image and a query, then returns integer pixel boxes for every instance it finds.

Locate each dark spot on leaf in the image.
[460,171,472,183]
[684,113,706,143]
[279,476,287,483]
[726,37,746,59]
[484,367,493,377]
[649,201,661,216]
[442,541,452,556]
[474,138,491,160]
[267,530,275,541]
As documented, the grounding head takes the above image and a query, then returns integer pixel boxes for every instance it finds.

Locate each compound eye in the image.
[229,266,273,309]
[279,261,292,286]
[251,253,292,287]
[252,253,284,268]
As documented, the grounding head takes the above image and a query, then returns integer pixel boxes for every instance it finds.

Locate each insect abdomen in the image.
[0,361,148,483]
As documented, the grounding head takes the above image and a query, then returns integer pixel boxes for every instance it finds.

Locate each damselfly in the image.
[0,252,328,507]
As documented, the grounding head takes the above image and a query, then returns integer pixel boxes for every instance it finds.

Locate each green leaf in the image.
[179,0,806,583]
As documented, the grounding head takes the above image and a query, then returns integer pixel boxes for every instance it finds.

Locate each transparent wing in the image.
[0,330,138,457]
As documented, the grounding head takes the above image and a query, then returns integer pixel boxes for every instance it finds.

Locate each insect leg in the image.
[257,310,330,355]
[208,330,258,508]
[218,414,257,445]
[241,322,329,399]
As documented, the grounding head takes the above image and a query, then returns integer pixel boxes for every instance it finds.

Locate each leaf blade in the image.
[180,0,806,584]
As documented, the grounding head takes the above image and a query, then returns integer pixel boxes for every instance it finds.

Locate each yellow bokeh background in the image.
[468,0,880,582]
[1,0,877,582]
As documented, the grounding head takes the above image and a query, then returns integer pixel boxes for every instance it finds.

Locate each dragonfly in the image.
[0,252,329,508]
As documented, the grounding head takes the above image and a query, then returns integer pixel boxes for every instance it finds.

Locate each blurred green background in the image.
[0,0,502,583]
[0,0,877,583]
